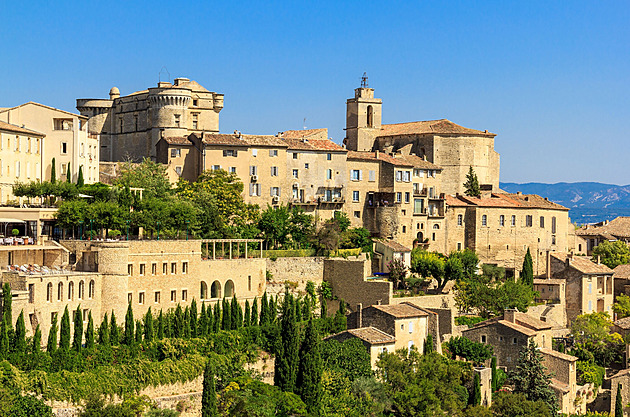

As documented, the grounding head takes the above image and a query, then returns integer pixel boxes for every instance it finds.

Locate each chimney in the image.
[357,303,363,328]
[597,255,601,265]
[375,150,380,159]
[377,299,382,305]
[517,191,522,195]
[504,308,517,323]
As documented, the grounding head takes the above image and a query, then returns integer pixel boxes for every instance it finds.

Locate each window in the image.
[481,335,487,343]
[369,170,376,182]
[171,262,176,274]
[482,215,487,226]
[326,169,332,180]
[499,215,505,226]
[163,262,168,275]
[170,290,176,302]
[249,166,258,176]
[552,217,557,234]
[409,321,414,333]
[352,191,360,202]
[269,149,278,157]
[540,216,545,228]
[404,192,410,203]
[588,300,592,311]
[414,199,424,214]
[432,233,436,241]
[512,338,518,345]
[526,215,533,227]
[414,168,424,177]
[51,312,57,324]
[367,105,374,127]
[182,262,188,274]
[47,283,52,302]
[511,215,516,226]
[79,280,85,299]
[88,280,94,298]
[128,293,132,304]
[292,152,298,159]
[292,169,298,179]
[396,171,403,182]
[270,166,278,176]
[304,163,309,169]
[192,114,198,129]
[223,149,237,157]
[139,264,146,276]
[249,183,261,196]
[252,149,258,157]
[402,225,406,233]
[229,167,236,173]
[396,192,402,203]
[403,171,411,182]
[212,165,221,171]
[457,242,462,250]
[354,211,361,218]
[327,153,332,161]
[248,276,252,291]
[127,264,133,275]
[408,340,414,351]
[155,291,161,303]
[29,284,34,303]
[119,118,123,133]
[174,114,180,127]
[134,115,139,131]
[351,170,361,181]
[68,281,74,300]
[54,119,73,130]
[270,187,280,197]
[457,214,463,226]
[193,99,198,107]
[15,161,20,177]
[139,292,145,304]
[182,290,188,301]
[175,166,182,176]
[552,235,556,245]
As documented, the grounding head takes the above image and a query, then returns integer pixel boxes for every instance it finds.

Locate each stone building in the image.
[613,264,630,299]
[325,327,395,369]
[373,239,411,274]
[575,217,630,255]
[0,121,45,203]
[0,102,99,184]
[548,252,614,323]
[540,348,582,415]
[444,192,571,277]
[77,78,223,162]
[462,309,552,370]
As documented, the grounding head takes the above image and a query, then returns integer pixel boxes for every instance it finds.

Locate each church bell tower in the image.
[345,73,382,151]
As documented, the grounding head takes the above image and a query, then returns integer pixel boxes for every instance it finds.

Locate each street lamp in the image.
[157,221,161,241]
[186,220,190,241]
[126,220,130,241]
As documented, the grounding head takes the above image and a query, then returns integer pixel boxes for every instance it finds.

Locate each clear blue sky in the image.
[1,1,628,184]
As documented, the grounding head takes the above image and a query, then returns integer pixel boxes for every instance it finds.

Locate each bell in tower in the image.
[345,73,382,151]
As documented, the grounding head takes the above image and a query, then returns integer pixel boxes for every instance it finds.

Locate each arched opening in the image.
[224,280,235,298]
[367,105,374,128]
[433,224,440,229]
[211,281,221,299]
[200,281,208,300]
[417,232,424,241]
[47,283,52,302]
[68,281,74,300]
[57,282,63,301]
[78,280,84,299]
[88,280,95,299]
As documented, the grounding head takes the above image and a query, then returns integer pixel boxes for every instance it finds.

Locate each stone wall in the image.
[323,258,392,311]
[265,257,325,291]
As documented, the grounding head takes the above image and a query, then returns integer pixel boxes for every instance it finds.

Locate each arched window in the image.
[211,281,222,299]
[367,105,374,128]
[78,281,85,299]
[433,224,440,230]
[57,282,63,301]
[88,280,95,299]
[200,281,208,300]
[457,214,463,226]
[47,283,52,302]
[68,281,74,300]
[224,280,235,298]
[417,232,424,241]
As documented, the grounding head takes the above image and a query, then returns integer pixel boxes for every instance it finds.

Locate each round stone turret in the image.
[109,87,120,100]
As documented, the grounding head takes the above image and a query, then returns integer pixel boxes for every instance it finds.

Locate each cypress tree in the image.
[463,166,481,197]
[2,283,12,327]
[14,310,26,354]
[164,310,173,338]
[173,304,183,338]
[213,302,221,332]
[424,334,434,354]
[491,357,498,393]
[47,314,58,353]
[302,297,311,320]
[221,298,231,330]
[190,299,198,337]
[275,291,299,392]
[135,320,143,343]
[77,165,84,188]
[616,384,623,417]
[157,310,165,340]
[243,300,251,327]
[260,293,269,326]
[59,306,71,351]
[320,293,328,318]
[201,361,218,417]
[110,311,119,345]
[98,313,110,346]
[230,296,240,330]
[206,303,214,335]
[124,303,134,345]
[66,162,71,182]
[32,324,42,354]
[85,312,95,350]
[251,297,259,326]
[183,307,191,338]
[144,308,154,342]
[471,372,482,406]
[295,298,302,322]
[0,318,8,358]
[199,303,208,336]
[521,248,534,287]
[297,317,322,414]
[72,306,83,352]
[51,158,56,184]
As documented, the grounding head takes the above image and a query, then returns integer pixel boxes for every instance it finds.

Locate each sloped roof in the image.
[614,316,630,330]
[375,239,411,252]
[371,302,428,318]
[444,193,568,211]
[550,253,613,275]
[279,128,328,140]
[613,264,630,279]
[347,151,441,169]
[162,136,191,145]
[465,311,551,336]
[377,119,495,137]
[540,347,577,362]
[0,102,88,120]
[346,327,396,345]
[533,278,565,285]
[0,121,45,136]
[577,217,630,239]
[201,132,287,148]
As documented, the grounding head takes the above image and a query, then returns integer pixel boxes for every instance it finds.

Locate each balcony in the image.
[366,192,399,208]
[413,188,428,197]
[429,192,445,200]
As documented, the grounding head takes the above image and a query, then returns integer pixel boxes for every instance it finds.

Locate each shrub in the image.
[455,316,486,327]
[444,336,493,365]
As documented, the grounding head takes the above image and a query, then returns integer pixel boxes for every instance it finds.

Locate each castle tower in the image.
[345,74,382,151]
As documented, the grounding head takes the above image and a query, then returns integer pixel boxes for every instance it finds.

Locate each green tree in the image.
[510,339,557,414]
[72,305,83,352]
[135,320,143,343]
[8,395,54,417]
[213,302,221,332]
[98,313,110,346]
[59,307,71,351]
[449,249,479,278]
[490,391,550,417]
[201,361,218,417]
[388,258,408,290]
[2,283,12,328]
[613,294,630,319]
[46,314,58,353]
[464,166,481,197]
[243,299,251,327]
[230,295,242,330]
[51,158,56,184]
[615,384,623,417]
[251,297,258,326]
[144,308,154,342]
[14,310,26,354]
[275,291,300,392]
[424,334,434,354]
[520,248,534,287]
[32,324,42,354]
[445,336,493,365]
[157,310,165,340]
[456,277,536,319]
[470,372,481,406]
[592,240,630,269]
[66,162,71,182]
[190,299,198,337]
[259,293,269,326]
[491,356,498,393]
[0,318,8,358]
[221,298,231,330]
[109,312,119,345]
[124,302,134,345]
[77,165,84,188]
[297,318,322,414]
[85,312,95,350]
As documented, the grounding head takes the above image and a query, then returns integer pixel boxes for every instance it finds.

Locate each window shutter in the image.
[269,149,273,157]
[234,150,238,157]
[359,170,363,180]
[270,187,274,196]
[223,150,227,157]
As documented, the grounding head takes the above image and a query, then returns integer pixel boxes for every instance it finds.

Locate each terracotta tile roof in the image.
[281,138,346,152]
[444,193,568,211]
[495,320,538,336]
[375,238,411,252]
[465,311,550,336]
[201,132,287,148]
[613,264,630,279]
[551,253,613,275]
[377,119,495,137]
[513,313,552,331]
[0,101,88,120]
[576,217,630,239]
[0,121,45,136]
[614,316,630,330]
[540,347,578,362]
[346,151,441,169]
[371,302,428,318]
[346,327,396,345]
[279,128,328,140]
[533,279,566,285]
[162,136,191,145]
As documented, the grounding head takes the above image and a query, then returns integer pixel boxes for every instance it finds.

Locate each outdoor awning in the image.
[0,218,26,223]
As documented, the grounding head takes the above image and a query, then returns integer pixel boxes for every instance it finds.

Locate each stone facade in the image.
[540,348,582,415]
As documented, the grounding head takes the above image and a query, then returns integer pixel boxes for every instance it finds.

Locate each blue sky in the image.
[1,1,628,184]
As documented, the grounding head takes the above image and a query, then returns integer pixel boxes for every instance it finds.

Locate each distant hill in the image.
[499,182,630,224]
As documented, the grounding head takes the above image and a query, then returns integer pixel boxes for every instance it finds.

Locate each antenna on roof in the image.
[303,117,307,130]
[361,72,368,88]
[158,66,170,83]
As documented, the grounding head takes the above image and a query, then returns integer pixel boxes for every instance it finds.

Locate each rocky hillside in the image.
[499,182,630,224]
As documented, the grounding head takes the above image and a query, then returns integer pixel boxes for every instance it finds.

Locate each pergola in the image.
[201,239,264,260]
